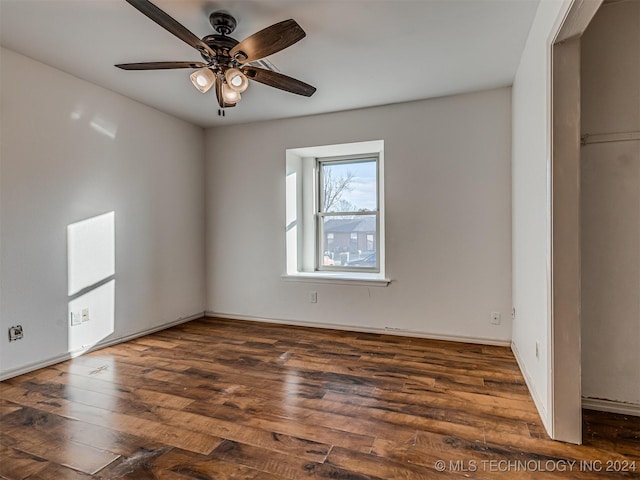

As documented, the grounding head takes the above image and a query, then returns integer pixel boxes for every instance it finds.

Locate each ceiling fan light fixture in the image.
[225,68,249,93]
[117,6,316,111]
[222,83,242,104]
[190,68,216,93]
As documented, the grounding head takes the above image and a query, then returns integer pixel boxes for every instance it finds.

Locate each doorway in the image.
[579,0,640,416]
[550,0,640,444]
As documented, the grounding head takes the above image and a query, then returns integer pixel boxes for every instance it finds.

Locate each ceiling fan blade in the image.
[125,0,216,59]
[242,66,316,97]
[115,61,207,70]
[230,19,306,63]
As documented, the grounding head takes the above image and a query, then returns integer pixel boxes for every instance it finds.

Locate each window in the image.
[285,140,387,284]
[317,156,379,272]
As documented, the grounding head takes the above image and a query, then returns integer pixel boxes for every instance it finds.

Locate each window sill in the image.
[282,272,390,286]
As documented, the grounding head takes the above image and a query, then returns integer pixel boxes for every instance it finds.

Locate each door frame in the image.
[549,0,602,444]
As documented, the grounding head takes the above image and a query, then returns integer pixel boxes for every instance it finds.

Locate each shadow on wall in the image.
[67,211,116,353]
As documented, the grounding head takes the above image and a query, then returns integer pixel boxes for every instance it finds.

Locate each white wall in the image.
[580,0,640,408]
[205,87,513,344]
[511,0,572,431]
[0,48,206,378]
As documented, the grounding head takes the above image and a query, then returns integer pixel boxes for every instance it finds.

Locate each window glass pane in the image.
[321,215,377,268]
[321,160,377,213]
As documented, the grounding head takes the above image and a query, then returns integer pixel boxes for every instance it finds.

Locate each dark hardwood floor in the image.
[1,317,638,479]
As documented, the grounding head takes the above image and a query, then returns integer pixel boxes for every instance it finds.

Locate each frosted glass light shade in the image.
[190,68,216,93]
[222,83,241,104]
[225,68,249,93]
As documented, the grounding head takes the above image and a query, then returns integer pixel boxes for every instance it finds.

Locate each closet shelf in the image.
[581,131,640,146]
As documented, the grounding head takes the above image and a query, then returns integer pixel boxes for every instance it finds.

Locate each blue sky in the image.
[325,160,377,211]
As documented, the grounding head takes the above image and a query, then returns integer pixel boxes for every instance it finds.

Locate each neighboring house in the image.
[323,217,376,262]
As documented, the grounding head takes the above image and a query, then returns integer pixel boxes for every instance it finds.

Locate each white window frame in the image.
[316,154,380,273]
[284,140,388,286]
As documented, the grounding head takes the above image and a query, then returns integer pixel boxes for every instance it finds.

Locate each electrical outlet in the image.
[70,312,81,326]
[309,291,317,303]
[8,325,23,342]
[81,308,90,322]
[491,311,501,325]
[535,340,540,359]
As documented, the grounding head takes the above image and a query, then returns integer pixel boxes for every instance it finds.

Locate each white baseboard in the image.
[582,397,640,417]
[0,311,204,381]
[205,311,511,347]
[511,341,551,435]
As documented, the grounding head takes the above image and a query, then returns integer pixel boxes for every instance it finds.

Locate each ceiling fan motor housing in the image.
[209,11,237,35]
[202,12,240,64]
[202,34,239,57]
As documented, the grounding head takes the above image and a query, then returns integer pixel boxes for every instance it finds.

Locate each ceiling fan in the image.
[115,0,316,114]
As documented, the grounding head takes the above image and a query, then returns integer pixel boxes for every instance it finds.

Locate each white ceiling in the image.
[0,0,540,128]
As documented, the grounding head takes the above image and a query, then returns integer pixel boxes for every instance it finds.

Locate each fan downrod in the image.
[209,11,237,35]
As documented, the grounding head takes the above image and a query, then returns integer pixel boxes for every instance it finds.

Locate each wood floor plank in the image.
[0,402,166,459]
[24,463,96,480]
[190,401,377,454]
[21,364,195,411]
[238,394,420,445]
[1,316,638,479]
[153,447,289,479]
[90,446,190,480]
[1,426,118,475]
[0,445,48,480]
[138,404,333,463]
[0,399,23,417]
[326,445,441,480]
[210,440,382,480]
[359,353,521,383]
[325,387,540,424]
[0,383,221,456]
